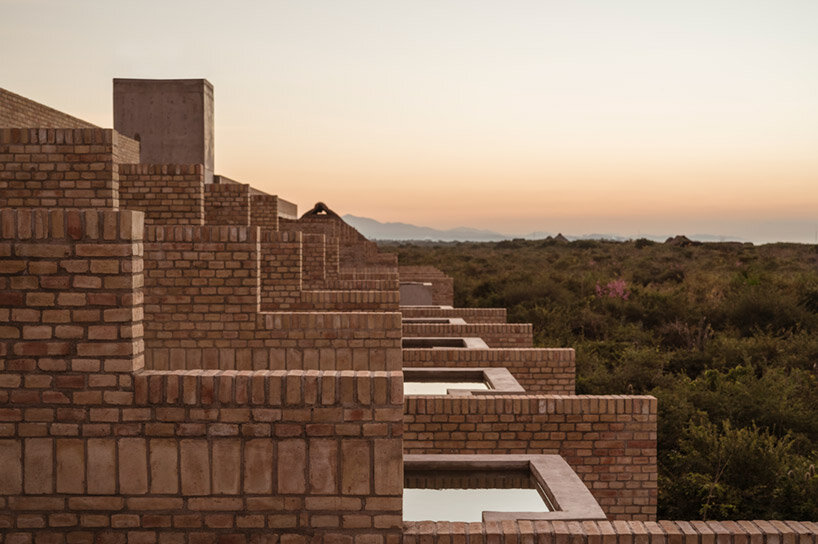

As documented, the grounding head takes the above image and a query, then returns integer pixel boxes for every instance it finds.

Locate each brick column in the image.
[0,208,144,383]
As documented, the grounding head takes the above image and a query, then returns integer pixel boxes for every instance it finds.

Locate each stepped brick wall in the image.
[250,193,278,230]
[402,322,534,348]
[258,230,399,312]
[292,215,396,268]
[204,183,250,226]
[402,348,575,394]
[0,87,99,129]
[0,128,139,209]
[398,266,454,306]
[280,217,342,281]
[399,306,508,323]
[118,164,204,225]
[403,520,818,544]
[0,207,404,542]
[404,395,657,520]
[142,225,402,370]
[3,84,816,544]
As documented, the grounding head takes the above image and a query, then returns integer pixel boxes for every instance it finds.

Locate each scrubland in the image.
[385,238,818,520]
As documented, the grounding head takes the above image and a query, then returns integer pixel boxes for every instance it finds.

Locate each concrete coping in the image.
[401,337,489,349]
[403,454,607,522]
[400,305,454,310]
[403,367,525,396]
[402,317,467,325]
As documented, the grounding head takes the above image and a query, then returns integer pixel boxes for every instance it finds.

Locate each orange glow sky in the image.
[2,1,817,242]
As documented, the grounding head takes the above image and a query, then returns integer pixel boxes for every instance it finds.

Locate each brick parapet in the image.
[280,217,342,281]
[142,226,402,370]
[132,368,403,407]
[204,182,250,226]
[402,348,575,394]
[250,193,278,230]
[113,132,141,164]
[400,306,507,323]
[118,163,204,225]
[404,394,657,520]
[402,322,534,348]
[403,520,818,543]
[0,87,99,129]
[290,215,396,269]
[0,370,404,541]
[300,290,400,312]
[326,278,401,291]
[260,230,302,311]
[399,266,454,306]
[258,230,399,312]
[340,268,400,282]
[145,310,402,371]
[0,208,145,387]
[0,128,130,209]
[302,233,326,289]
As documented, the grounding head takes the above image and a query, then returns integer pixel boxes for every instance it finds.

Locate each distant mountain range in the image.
[342,214,748,243]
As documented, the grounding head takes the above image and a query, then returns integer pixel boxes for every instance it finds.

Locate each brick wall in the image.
[403,520,818,543]
[404,395,657,520]
[204,183,250,226]
[340,268,399,282]
[0,208,145,377]
[115,135,141,165]
[0,87,99,129]
[400,307,507,323]
[260,230,302,311]
[0,206,404,542]
[299,290,400,312]
[0,128,132,209]
[250,193,278,230]
[293,215,397,268]
[326,278,400,291]
[402,348,575,394]
[143,225,402,371]
[259,230,399,313]
[118,164,204,225]
[0,369,404,543]
[399,266,454,306]
[302,233,326,289]
[326,236,341,281]
[402,322,534,348]
[280,217,340,280]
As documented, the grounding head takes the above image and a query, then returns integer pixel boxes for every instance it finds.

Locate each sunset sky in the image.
[2,1,817,242]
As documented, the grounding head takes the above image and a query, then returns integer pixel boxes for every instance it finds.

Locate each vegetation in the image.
[385,238,818,520]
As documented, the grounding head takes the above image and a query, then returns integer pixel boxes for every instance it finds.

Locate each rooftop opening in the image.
[401,337,489,349]
[403,454,607,523]
[403,367,524,396]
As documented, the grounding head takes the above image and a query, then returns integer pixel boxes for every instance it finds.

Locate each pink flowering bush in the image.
[595,278,630,300]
